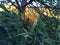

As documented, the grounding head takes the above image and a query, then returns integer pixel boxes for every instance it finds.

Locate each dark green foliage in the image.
[0,4,24,45]
[0,4,60,45]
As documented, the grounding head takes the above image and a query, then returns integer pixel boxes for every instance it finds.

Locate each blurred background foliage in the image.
[0,0,60,45]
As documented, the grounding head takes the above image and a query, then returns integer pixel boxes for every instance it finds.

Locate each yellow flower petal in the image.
[0,8,4,12]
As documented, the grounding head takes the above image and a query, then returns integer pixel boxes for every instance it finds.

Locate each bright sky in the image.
[0,0,57,7]
[11,0,15,2]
